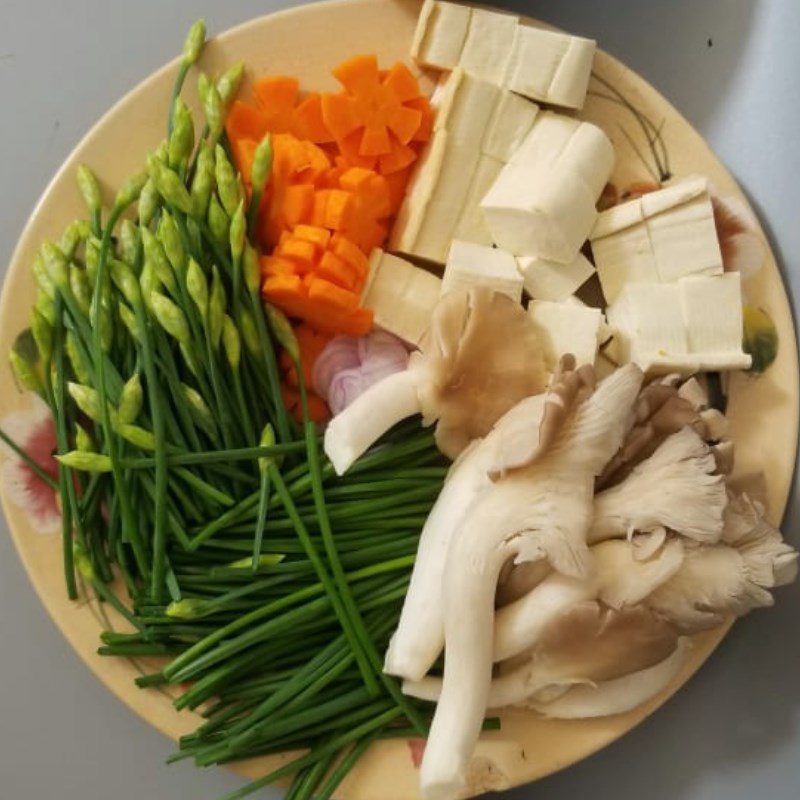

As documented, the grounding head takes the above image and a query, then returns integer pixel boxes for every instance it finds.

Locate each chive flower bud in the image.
[117,373,143,424]
[181,384,216,437]
[217,62,245,108]
[118,303,142,342]
[180,343,200,377]
[157,211,187,274]
[75,424,94,453]
[41,242,70,289]
[251,134,273,193]
[68,382,102,421]
[117,424,156,451]
[32,255,56,300]
[222,315,241,370]
[243,243,261,294]
[59,219,91,260]
[208,266,226,348]
[226,554,284,570]
[168,97,195,169]
[58,451,113,473]
[69,266,92,314]
[150,292,191,345]
[229,200,246,261]
[84,238,100,283]
[76,165,102,215]
[9,350,41,393]
[237,307,260,357]
[182,19,206,66]
[214,145,243,216]
[35,289,56,326]
[258,423,277,472]
[190,144,215,220]
[119,219,139,266]
[148,158,192,214]
[201,78,224,144]
[138,178,160,227]
[115,171,148,210]
[166,598,206,620]
[207,194,229,247]
[73,541,95,579]
[31,308,53,364]
[110,259,142,306]
[97,298,114,353]
[142,227,177,294]
[65,333,91,384]
[265,303,299,363]
[186,258,209,316]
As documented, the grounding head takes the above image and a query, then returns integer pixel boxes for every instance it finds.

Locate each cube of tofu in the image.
[459,7,519,84]
[505,25,596,109]
[590,176,724,303]
[481,112,614,262]
[606,273,752,374]
[517,251,596,301]
[411,0,472,69]
[528,299,603,368]
[361,250,442,346]
[442,240,523,302]
[482,91,539,162]
[453,155,503,247]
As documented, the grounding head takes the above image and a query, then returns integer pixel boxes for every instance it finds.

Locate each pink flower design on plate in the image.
[1,393,60,533]
[711,195,766,279]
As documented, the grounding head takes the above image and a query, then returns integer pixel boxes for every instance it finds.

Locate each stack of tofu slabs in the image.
[593,177,752,374]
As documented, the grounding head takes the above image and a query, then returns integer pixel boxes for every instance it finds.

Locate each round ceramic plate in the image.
[0,1,797,797]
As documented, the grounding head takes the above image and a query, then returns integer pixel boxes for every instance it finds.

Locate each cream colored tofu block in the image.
[505,25,595,109]
[590,176,724,303]
[453,155,503,246]
[482,92,540,162]
[459,7,519,84]
[436,69,500,144]
[607,274,752,374]
[528,299,603,368]
[361,250,442,346]
[482,112,614,262]
[411,0,471,69]
[517,251,595,301]
[441,240,523,302]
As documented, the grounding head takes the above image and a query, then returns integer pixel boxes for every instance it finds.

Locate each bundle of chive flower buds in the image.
[4,20,452,800]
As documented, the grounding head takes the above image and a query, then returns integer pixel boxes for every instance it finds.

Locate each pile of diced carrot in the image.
[226,54,432,420]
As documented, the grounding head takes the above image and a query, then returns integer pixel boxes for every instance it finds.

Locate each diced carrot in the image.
[305,275,359,312]
[407,96,433,143]
[230,137,258,183]
[320,93,360,141]
[253,76,300,114]
[339,168,391,219]
[226,101,270,143]
[291,224,331,249]
[316,251,359,291]
[379,141,417,175]
[260,255,298,277]
[336,131,377,170]
[330,234,369,278]
[382,62,423,104]
[312,189,356,230]
[275,237,317,266]
[281,183,316,226]
[385,105,423,145]
[359,126,393,157]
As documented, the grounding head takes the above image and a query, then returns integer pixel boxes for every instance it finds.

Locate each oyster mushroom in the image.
[324,288,548,474]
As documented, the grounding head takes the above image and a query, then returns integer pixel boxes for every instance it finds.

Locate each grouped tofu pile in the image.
[357,0,752,377]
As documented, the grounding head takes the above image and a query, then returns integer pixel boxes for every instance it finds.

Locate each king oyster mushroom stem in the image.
[404,602,679,710]
[385,356,600,682]
[324,288,547,475]
[529,638,692,719]
[419,365,643,800]
[589,426,728,545]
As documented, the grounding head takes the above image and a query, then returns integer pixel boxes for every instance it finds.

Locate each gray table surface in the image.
[1,1,799,798]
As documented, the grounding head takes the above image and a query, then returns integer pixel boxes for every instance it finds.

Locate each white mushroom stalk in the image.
[324,288,547,474]
[529,638,691,719]
[589,427,728,545]
[419,365,643,800]
[386,358,593,682]
[404,602,679,709]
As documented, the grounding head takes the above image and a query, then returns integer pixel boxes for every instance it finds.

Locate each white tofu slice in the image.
[481,163,598,261]
[505,26,595,110]
[459,7,519,84]
[411,0,472,70]
[389,129,448,255]
[453,155,503,246]
[482,92,539,162]
[442,240,523,302]
[680,273,751,368]
[606,283,688,371]
[510,111,579,169]
[361,250,442,346]
[436,69,500,143]
[590,176,724,302]
[528,299,603,368]
[517,251,595,301]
